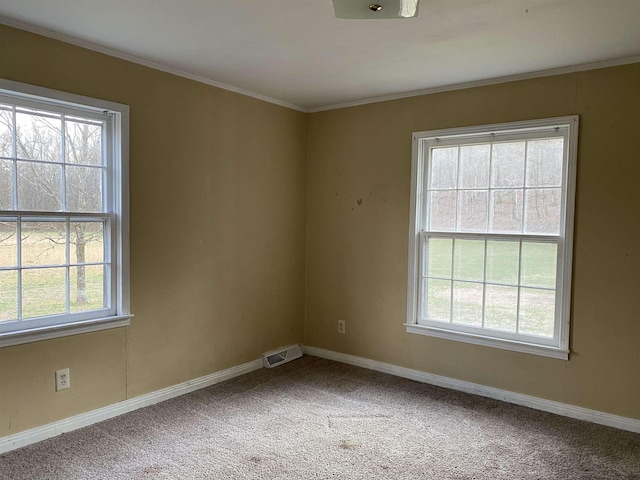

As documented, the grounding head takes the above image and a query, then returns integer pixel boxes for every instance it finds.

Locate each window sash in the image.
[417,232,562,347]
[421,132,569,236]
[0,213,115,332]
[0,101,109,214]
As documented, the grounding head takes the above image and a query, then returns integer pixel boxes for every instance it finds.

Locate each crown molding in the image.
[0,16,308,113]
[308,55,640,112]
[2,15,639,115]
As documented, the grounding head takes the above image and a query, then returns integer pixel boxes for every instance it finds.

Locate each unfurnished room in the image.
[0,1,639,478]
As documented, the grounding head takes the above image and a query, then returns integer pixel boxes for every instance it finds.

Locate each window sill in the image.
[405,323,569,360]
[0,315,133,348]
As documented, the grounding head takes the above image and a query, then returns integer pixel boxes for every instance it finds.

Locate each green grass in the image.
[0,230,105,321]
[0,270,18,321]
[423,237,557,337]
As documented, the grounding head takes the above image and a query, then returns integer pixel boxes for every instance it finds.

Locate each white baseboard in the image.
[0,358,263,455]
[3,348,638,456]
[302,345,640,434]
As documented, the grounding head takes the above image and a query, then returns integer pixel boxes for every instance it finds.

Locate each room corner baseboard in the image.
[301,345,640,435]
[0,358,263,455]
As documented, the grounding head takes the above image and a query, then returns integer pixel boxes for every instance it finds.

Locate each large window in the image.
[407,117,578,359]
[0,79,130,347]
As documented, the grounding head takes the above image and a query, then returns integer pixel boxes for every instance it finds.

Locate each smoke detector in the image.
[332,0,419,19]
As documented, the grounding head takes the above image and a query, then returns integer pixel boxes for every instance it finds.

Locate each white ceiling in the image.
[1,0,640,111]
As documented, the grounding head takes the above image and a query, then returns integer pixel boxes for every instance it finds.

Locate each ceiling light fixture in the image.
[333,0,419,19]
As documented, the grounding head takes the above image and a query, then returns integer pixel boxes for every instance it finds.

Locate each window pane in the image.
[425,279,451,322]
[524,188,561,234]
[519,288,555,338]
[453,239,484,281]
[452,281,483,327]
[65,120,102,166]
[0,270,18,321]
[16,110,62,162]
[490,189,523,233]
[0,220,17,267]
[66,166,103,212]
[458,190,488,232]
[21,221,66,267]
[0,108,13,158]
[430,147,457,189]
[70,222,104,264]
[22,267,67,318]
[521,242,557,288]
[0,160,13,209]
[17,161,63,211]
[426,237,452,278]
[70,265,105,312]
[484,285,518,332]
[459,145,489,188]
[486,240,519,285]
[526,138,563,187]
[428,191,456,231]
[491,142,525,188]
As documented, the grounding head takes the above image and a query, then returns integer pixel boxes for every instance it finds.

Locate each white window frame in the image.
[406,116,578,360]
[0,79,131,347]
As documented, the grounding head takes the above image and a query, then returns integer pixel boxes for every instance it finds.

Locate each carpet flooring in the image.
[1,355,639,479]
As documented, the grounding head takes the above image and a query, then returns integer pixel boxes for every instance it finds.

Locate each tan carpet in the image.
[1,355,639,479]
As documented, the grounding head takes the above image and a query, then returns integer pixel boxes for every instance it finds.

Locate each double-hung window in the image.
[407,117,578,359]
[0,79,130,347]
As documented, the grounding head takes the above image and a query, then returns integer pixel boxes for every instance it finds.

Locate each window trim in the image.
[406,116,578,360]
[0,78,131,348]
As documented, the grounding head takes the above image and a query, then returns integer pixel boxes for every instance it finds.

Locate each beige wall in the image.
[1,23,639,439]
[305,64,640,420]
[0,25,307,436]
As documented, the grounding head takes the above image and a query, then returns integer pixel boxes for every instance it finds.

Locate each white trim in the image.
[407,117,578,358]
[0,16,306,113]
[412,116,578,140]
[404,324,569,360]
[0,315,132,348]
[406,130,422,334]
[309,56,640,112]
[0,78,127,115]
[2,15,640,114]
[302,346,640,434]
[113,102,131,319]
[2,350,638,455]
[0,357,263,454]
[561,116,579,351]
[0,78,131,345]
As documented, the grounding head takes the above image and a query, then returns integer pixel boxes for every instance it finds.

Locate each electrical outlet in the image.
[55,368,70,391]
[338,320,346,334]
